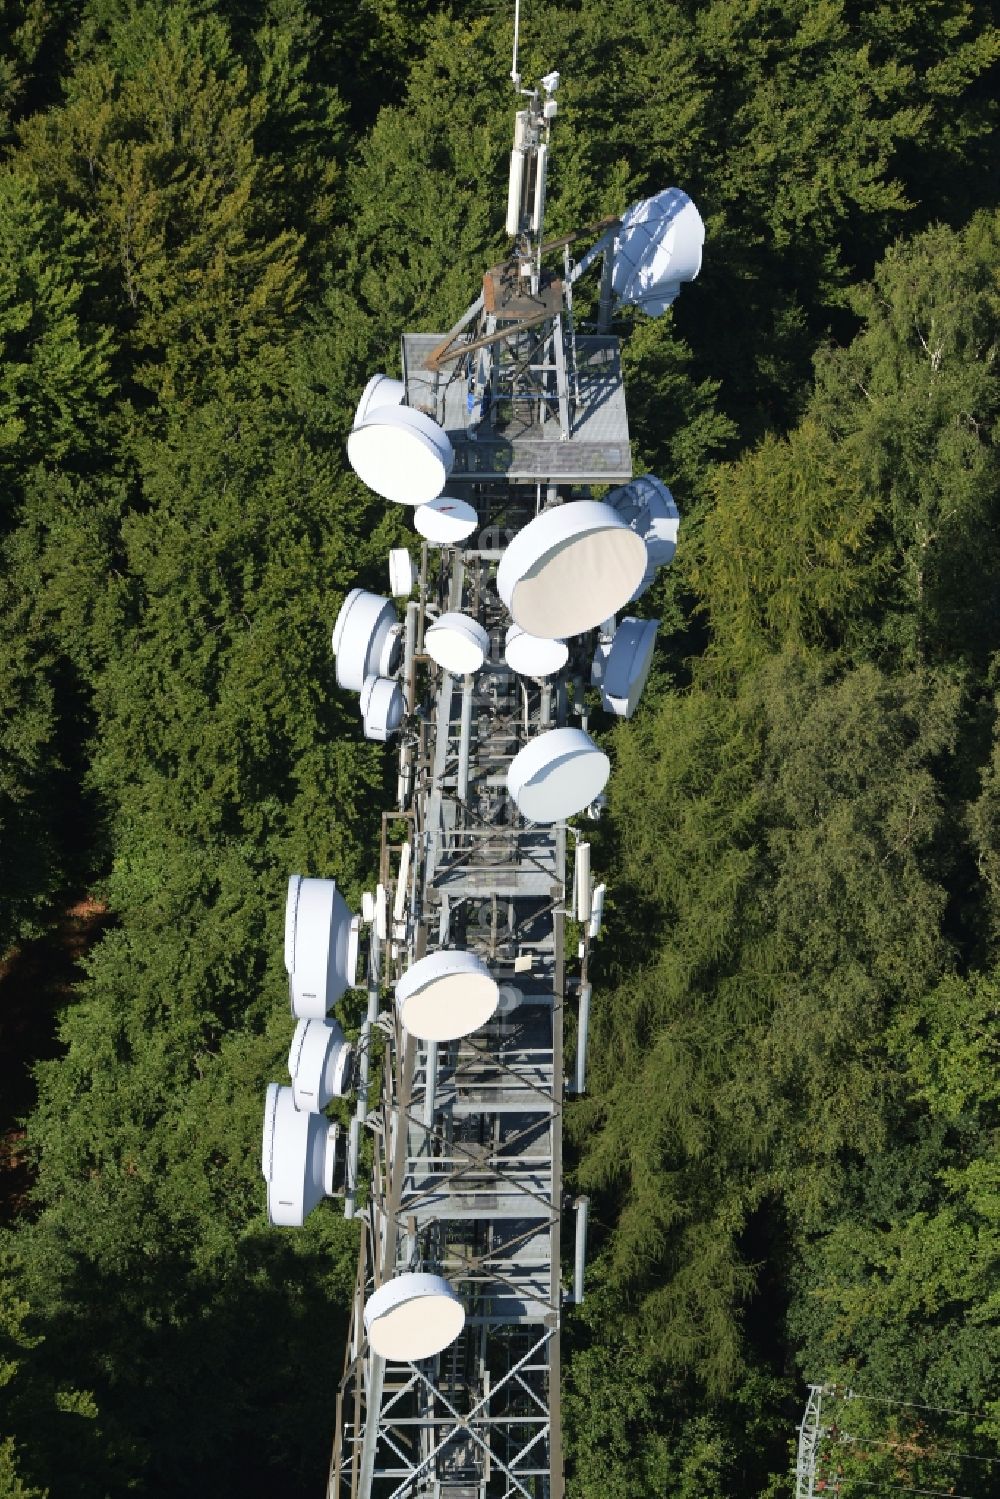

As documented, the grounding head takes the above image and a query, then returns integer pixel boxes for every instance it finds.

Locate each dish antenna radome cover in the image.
[332,590,400,693]
[287,1017,353,1111]
[612,188,704,316]
[360,674,405,742]
[262,1083,339,1227]
[347,405,454,507]
[504,624,569,679]
[507,727,610,824]
[497,501,647,640]
[285,874,358,1018]
[363,1272,465,1361]
[354,373,406,426]
[598,616,658,719]
[414,495,478,545]
[424,612,489,675]
[395,949,499,1042]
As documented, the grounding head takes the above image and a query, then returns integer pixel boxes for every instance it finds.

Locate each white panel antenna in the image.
[574,841,592,923]
[363,1272,465,1361]
[395,949,500,1042]
[507,727,611,824]
[262,1082,340,1226]
[611,189,704,315]
[332,590,400,692]
[414,495,478,545]
[497,501,648,639]
[598,617,658,719]
[424,612,489,675]
[347,405,454,506]
[589,882,606,939]
[389,549,416,598]
[287,1017,353,1111]
[285,874,358,1018]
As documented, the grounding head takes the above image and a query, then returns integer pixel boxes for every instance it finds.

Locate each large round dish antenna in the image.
[507,727,610,824]
[504,624,569,679]
[287,1017,353,1111]
[354,373,406,426]
[599,617,658,719]
[424,613,489,675]
[285,875,358,1018]
[347,406,454,506]
[606,475,680,570]
[363,1272,465,1361]
[395,949,499,1042]
[261,1083,339,1227]
[360,674,405,741]
[332,590,399,693]
[497,501,647,639]
[612,188,704,315]
[414,495,478,545]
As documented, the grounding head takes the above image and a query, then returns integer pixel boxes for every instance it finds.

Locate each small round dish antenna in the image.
[507,727,610,824]
[388,548,415,598]
[497,501,647,639]
[612,188,704,315]
[599,617,658,719]
[332,590,399,693]
[262,1083,340,1227]
[363,1272,465,1361]
[347,406,454,506]
[360,675,405,741]
[413,495,478,545]
[285,875,358,1018]
[395,949,499,1041]
[287,1017,353,1111]
[504,624,569,679]
[424,613,489,675]
[354,373,406,426]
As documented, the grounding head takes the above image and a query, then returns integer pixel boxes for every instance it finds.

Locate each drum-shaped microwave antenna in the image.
[354,373,406,426]
[347,406,454,507]
[332,590,400,693]
[611,188,704,315]
[504,624,569,679]
[497,501,647,639]
[285,874,358,1018]
[606,475,680,570]
[363,1272,465,1361]
[598,617,658,719]
[507,727,610,824]
[395,949,499,1042]
[361,674,405,741]
[287,1016,354,1111]
[388,548,415,598]
[414,495,478,545]
[424,613,489,675]
[261,1083,339,1227]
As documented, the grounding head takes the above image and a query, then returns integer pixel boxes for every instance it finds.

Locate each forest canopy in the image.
[0,1,997,1496]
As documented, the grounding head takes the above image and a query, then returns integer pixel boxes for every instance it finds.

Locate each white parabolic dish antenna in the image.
[347,405,454,507]
[360,674,405,742]
[396,949,499,1042]
[364,1272,465,1361]
[261,1083,338,1227]
[332,589,399,692]
[600,616,658,719]
[504,624,569,679]
[285,874,358,1018]
[507,727,610,824]
[424,613,489,675]
[612,188,705,315]
[497,501,647,639]
[287,1016,353,1111]
[414,495,478,545]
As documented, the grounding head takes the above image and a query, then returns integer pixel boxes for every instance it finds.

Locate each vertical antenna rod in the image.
[511,0,521,89]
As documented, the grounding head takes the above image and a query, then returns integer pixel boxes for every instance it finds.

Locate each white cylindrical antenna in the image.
[393,842,411,925]
[574,841,592,923]
[506,149,525,237]
[531,142,548,236]
[575,980,591,1094]
[574,1196,590,1303]
[589,883,606,939]
[511,0,521,88]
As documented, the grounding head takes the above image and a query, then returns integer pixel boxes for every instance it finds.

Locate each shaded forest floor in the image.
[0,900,112,1223]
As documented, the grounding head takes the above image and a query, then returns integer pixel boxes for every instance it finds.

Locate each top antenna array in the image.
[260,70,707,1499]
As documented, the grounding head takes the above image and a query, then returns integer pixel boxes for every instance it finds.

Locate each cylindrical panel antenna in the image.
[506,149,526,237]
[574,841,592,923]
[589,883,606,939]
[531,142,548,235]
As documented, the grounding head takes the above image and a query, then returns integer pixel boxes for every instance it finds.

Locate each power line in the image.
[835,1480,976,1499]
[833,1391,991,1422]
[836,1432,1000,1468]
